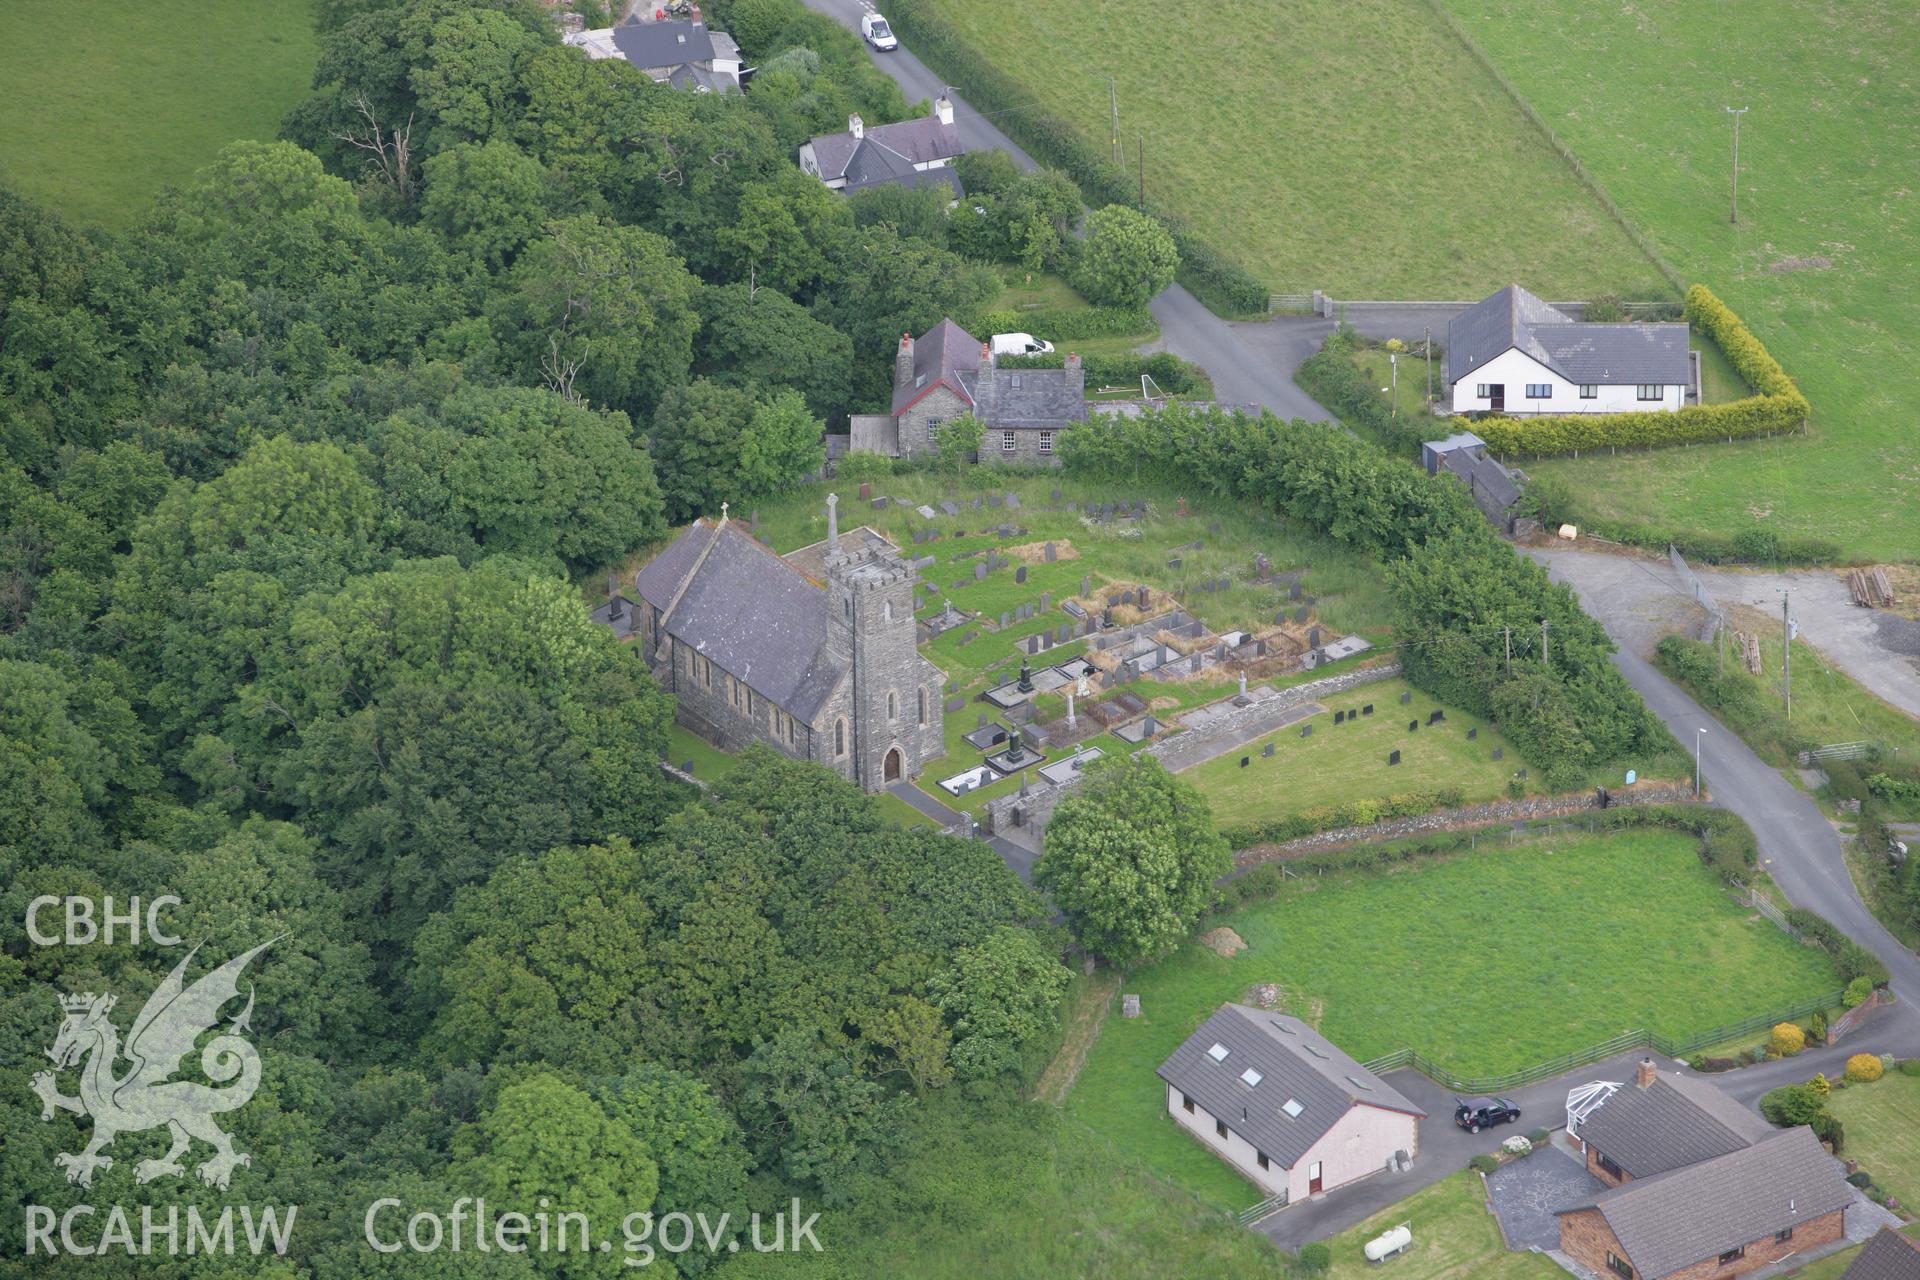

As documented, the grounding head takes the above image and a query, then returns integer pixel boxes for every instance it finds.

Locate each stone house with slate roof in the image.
[1842,1228,1920,1280]
[1156,1005,1425,1204]
[565,14,743,93]
[1447,284,1691,416]
[626,499,943,790]
[848,317,1086,465]
[1557,1059,1852,1279]
[800,101,964,195]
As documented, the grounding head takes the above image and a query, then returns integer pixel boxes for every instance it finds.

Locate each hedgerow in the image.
[1221,788,1467,849]
[971,304,1155,340]
[1467,285,1809,457]
[1293,335,1427,454]
[996,350,1208,396]
[883,0,1270,316]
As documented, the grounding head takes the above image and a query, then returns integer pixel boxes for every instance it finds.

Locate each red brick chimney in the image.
[1635,1056,1657,1089]
[894,331,914,393]
[981,339,994,369]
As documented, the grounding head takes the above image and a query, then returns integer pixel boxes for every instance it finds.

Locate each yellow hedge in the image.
[1471,284,1809,457]
[1846,1053,1885,1083]
[1770,1022,1807,1056]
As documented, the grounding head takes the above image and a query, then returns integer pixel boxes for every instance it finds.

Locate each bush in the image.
[1470,1154,1499,1175]
[1771,1023,1807,1056]
[1846,1053,1885,1083]
[1502,1135,1533,1156]
[1901,1058,1920,1077]
[1294,340,1426,454]
[1847,1170,1876,1189]
[970,304,1156,341]
[1073,205,1179,307]
[1468,285,1810,460]
[1527,1128,1551,1144]
[1297,1242,1330,1272]
[1220,787,1467,849]
[1781,910,1891,987]
[998,350,1208,397]
[1810,1010,1828,1044]
[1845,976,1876,1008]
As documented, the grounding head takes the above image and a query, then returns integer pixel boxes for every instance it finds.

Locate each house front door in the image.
[1308,1162,1323,1194]
[1487,384,1505,412]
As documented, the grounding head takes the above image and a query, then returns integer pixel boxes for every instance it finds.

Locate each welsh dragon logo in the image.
[30,940,276,1191]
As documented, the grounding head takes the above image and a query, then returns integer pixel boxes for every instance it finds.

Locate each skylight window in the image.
[1281,1098,1304,1118]
[1267,1019,1297,1034]
[1241,1068,1263,1088]
[1206,1043,1230,1063]
[1347,1075,1374,1091]
[1302,1043,1330,1060]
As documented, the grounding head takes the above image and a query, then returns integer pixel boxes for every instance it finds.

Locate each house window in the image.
[1718,1247,1745,1265]
[1476,383,1493,398]
[887,691,898,721]
[835,720,846,757]
[1256,1151,1270,1171]
[917,688,927,725]
[1525,383,1552,399]
[1039,431,1055,456]
[1579,385,1598,399]
[1597,1152,1623,1179]
[1775,1228,1793,1243]
[1181,1093,1195,1115]
[1607,1252,1633,1279]
[1636,385,1663,401]
[1001,430,1016,452]
[1214,1119,1229,1140]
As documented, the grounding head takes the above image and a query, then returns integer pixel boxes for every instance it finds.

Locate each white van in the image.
[860,14,898,50]
[990,332,1054,357]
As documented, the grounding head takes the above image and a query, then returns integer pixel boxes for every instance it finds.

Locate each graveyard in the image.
[1178,678,1531,829]
[738,472,1413,822]
[1062,827,1843,1211]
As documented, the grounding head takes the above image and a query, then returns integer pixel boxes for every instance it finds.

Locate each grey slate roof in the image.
[611,18,715,68]
[1577,1071,1773,1178]
[1438,448,1520,512]
[842,150,964,198]
[1446,285,1688,386]
[1157,1005,1424,1169]
[808,115,963,184]
[892,317,982,414]
[959,364,1088,431]
[1844,1227,1920,1280]
[632,520,847,723]
[665,61,738,93]
[1561,1127,1851,1279]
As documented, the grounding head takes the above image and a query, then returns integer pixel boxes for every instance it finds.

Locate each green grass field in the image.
[1065,830,1839,1209]
[920,0,1668,299]
[1183,677,1529,823]
[1322,1171,1562,1280]
[1445,0,1920,561]
[0,0,318,227]
[1827,1071,1920,1214]
[1786,1225,1920,1280]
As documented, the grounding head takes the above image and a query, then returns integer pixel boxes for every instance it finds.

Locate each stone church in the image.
[622,496,944,790]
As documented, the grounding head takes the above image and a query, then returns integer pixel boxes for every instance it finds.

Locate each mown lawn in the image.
[1785,1224,1920,1280]
[1182,677,1530,825]
[1449,0,1920,561]
[1065,830,1839,1209]
[1322,1171,1562,1280]
[720,1086,1290,1279]
[919,0,1669,299]
[1826,1071,1920,1214]
[0,0,318,227]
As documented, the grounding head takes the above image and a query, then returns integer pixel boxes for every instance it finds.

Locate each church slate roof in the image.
[633,520,847,723]
[1446,284,1688,386]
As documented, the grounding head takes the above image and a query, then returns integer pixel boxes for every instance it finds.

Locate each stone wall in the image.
[896,385,970,459]
[1232,782,1700,868]
[1142,663,1402,770]
[978,428,1065,467]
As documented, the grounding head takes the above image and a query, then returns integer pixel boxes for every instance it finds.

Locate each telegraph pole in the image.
[1781,589,1792,719]
[1109,79,1120,166]
[1725,106,1749,224]
[1137,134,1145,209]
[1504,626,1512,674]
[1540,619,1550,671]
[1425,327,1433,405]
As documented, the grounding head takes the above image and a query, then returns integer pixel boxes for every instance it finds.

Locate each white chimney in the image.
[933,96,954,126]
[848,113,864,140]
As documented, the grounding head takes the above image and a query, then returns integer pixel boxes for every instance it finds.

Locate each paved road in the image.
[1537,549,1920,1010]
[797,0,1335,420]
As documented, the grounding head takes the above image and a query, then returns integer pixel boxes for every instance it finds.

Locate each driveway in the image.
[1486,1145,1603,1251]
[796,0,1335,421]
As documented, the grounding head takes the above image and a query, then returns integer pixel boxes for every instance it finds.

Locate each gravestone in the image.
[1295,607,1310,624]
[871,497,886,510]
[912,529,926,545]
[958,631,975,645]
[859,482,871,500]
[1058,625,1072,643]
[1300,723,1313,738]
[947,680,958,693]
[1517,767,1528,780]
[999,611,1009,628]
[1214,643,1227,661]
[1400,691,1411,705]
[916,505,937,520]
[1362,705,1373,716]
[1492,747,1504,761]
[1081,575,1092,596]
[1122,590,1136,605]
[1139,587,1151,608]
[1263,742,1275,758]
[1027,636,1040,655]
[975,562,988,581]
[970,497,983,508]
[683,760,696,774]
[1408,720,1418,732]
[1015,565,1028,584]
[945,698,966,713]
[1240,756,1249,768]
[987,494,1003,508]
[940,499,961,516]
[978,712,989,728]
[1040,591,1051,611]
[1122,993,1140,1018]
[1428,710,1445,725]
[1308,627,1321,648]
[1189,654,1203,673]
[1044,542,1057,562]
[913,555,936,571]
[1467,727,1478,740]
[1334,709,1346,725]
[1290,582,1303,601]
[1276,612,1288,626]
[1005,493,1021,509]
[1389,750,1401,766]
[914,593,924,610]
[1051,488,1063,502]
[1209,520,1222,534]
[1083,617,1097,636]
[1066,502,1078,512]
[1168,556,1183,570]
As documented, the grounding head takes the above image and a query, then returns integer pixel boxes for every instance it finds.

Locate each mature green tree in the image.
[929,926,1069,1081]
[712,171,850,303]
[738,1028,912,1206]
[691,282,852,419]
[931,414,984,474]
[1034,754,1229,965]
[419,139,553,271]
[864,995,952,1093]
[1073,204,1179,307]
[493,215,699,419]
[596,1067,752,1274]
[648,378,760,523]
[738,390,826,501]
[847,183,950,247]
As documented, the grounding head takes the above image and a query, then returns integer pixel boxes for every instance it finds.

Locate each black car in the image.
[1454,1096,1521,1133]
